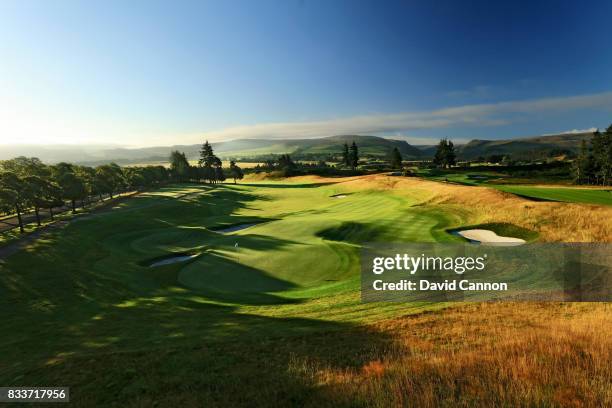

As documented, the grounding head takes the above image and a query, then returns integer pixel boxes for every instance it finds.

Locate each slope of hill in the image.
[290,135,423,158]
[1,135,423,164]
[456,132,593,160]
[1,132,594,164]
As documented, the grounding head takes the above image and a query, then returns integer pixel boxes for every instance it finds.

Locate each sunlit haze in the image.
[1,0,611,147]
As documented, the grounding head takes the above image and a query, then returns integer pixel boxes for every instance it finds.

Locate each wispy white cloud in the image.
[198,91,612,142]
[542,127,598,136]
[2,91,611,146]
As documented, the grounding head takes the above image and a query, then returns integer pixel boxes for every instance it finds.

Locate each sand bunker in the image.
[331,194,347,199]
[214,223,260,234]
[149,254,198,267]
[456,229,526,246]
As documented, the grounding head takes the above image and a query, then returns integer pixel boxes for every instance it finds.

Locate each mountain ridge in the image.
[0,131,596,164]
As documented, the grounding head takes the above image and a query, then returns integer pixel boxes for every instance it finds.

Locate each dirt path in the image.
[0,220,70,259]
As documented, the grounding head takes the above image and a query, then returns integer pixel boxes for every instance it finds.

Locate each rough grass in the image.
[302,302,612,407]
[0,175,610,406]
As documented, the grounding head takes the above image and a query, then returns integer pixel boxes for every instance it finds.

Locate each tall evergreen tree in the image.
[433,139,456,168]
[349,142,359,170]
[390,147,403,169]
[229,161,244,184]
[433,139,447,168]
[277,154,296,176]
[341,142,350,167]
[198,141,222,183]
[571,127,612,186]
[199,141,217,168]
[446,140,456,167]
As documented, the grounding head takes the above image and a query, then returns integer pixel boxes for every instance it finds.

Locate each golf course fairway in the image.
[1,175,610,406]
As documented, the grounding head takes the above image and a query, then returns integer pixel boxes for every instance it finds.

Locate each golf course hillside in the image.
[1,174,610,406]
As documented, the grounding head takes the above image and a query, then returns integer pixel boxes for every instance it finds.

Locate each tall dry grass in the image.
[292,302,612,407]
[281,175,611,406]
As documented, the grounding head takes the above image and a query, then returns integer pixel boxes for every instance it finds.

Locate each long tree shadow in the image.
[237,181,338,188]
[0,182,403,406]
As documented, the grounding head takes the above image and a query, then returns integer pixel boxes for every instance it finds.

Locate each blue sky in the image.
[1,0,611,146]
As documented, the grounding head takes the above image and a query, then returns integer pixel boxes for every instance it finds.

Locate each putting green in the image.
[0,179,464,389]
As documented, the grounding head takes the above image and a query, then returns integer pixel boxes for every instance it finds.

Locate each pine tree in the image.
[198,141,222,183]
[199,141,216,167]
[433,139,448,168]
[446,140,456,168]
[229,161,244,184]
[390,147,403,169]
[433,139,456,169]
[349,142,359,170]
[341,143,350,167]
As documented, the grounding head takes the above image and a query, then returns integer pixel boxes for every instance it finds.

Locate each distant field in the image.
[493,185,612,206]
[414,168,502,185]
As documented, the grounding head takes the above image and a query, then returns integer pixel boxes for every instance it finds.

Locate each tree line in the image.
[169,141,244,184]
[572,125,612,185]
[0,157,170,233]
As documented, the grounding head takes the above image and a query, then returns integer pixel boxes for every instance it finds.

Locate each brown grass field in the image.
[290,302,612,407]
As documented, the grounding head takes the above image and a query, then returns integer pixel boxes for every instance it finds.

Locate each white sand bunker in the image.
[331,194,347,199]
[457,229,526,246]
[149,254,198,267]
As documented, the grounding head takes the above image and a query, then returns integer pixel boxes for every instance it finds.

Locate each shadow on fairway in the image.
[1,244,399,406]
[175,237,304,305]
[316,221,388,244]
[0,183,404,406]
[237,181,338,188]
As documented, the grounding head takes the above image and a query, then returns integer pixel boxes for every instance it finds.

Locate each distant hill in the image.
[0,131,596,165]
[211,135,423,159]
[412,132,595,160]
[1,135,423,164]
[456,132,594,160]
